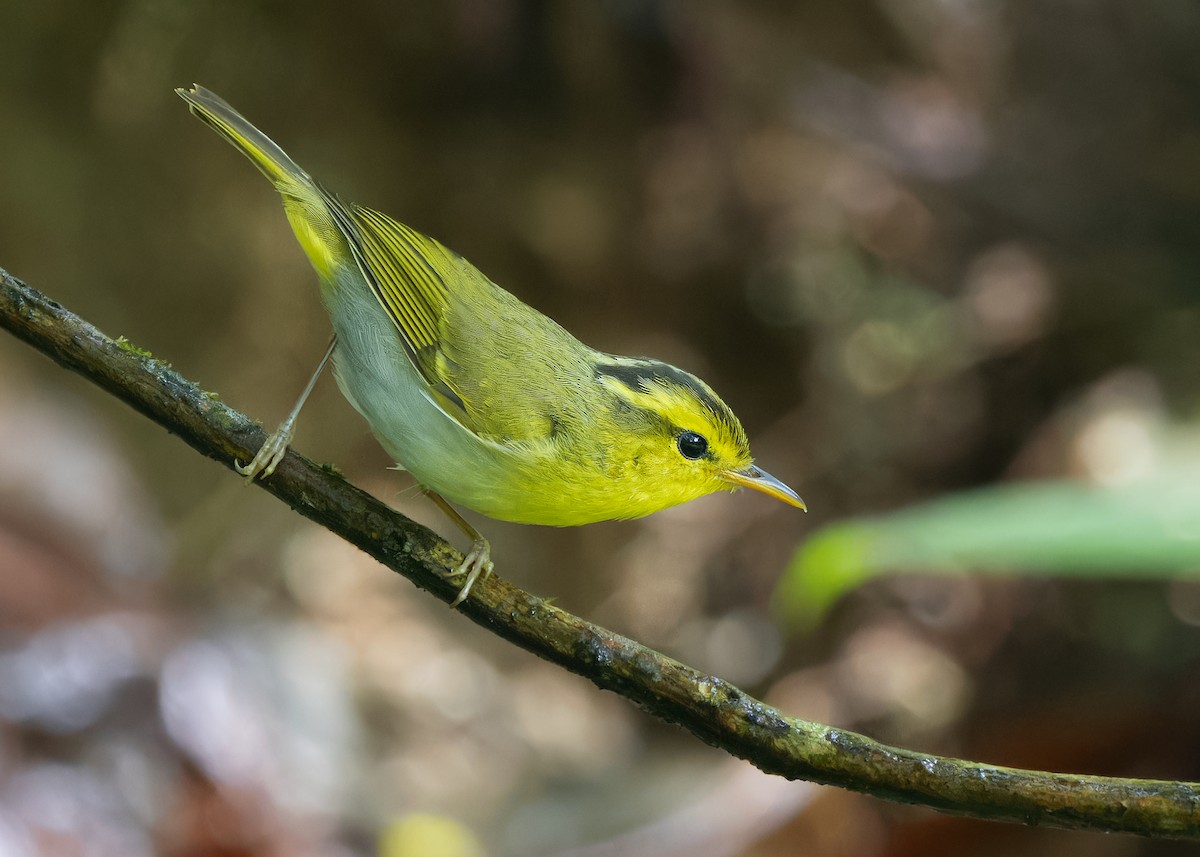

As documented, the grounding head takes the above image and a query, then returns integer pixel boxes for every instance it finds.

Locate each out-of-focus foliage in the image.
[378,814,485,857]
[1,1,1199,856]
[778,433,1200,629]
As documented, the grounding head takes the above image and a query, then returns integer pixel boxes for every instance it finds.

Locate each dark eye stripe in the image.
[593,356,751,458]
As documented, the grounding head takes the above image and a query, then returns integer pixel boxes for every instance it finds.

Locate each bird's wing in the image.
[323,194,585,448]
[323,194,478,428]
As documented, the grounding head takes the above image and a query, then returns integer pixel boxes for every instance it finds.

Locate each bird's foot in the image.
[235,418,295,483]
[449,537,494,608]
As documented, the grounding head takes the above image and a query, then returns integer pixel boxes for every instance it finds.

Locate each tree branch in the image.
[2,266,1197,838]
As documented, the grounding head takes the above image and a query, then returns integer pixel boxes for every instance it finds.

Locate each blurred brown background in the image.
[2,2,1199,855]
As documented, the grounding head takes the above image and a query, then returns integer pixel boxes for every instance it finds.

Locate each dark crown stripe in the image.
[595,358,724,418]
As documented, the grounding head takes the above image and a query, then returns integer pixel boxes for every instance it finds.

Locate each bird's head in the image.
[593,357,805,518]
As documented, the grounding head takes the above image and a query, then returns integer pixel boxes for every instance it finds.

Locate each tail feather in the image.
[176,85,310,191]
[178,85,346,279]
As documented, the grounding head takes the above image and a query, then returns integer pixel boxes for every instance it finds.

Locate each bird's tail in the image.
[176,85,311,190]
[177,85,345,280]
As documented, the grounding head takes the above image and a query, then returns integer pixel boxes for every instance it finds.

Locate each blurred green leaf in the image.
[775,473,1200,630]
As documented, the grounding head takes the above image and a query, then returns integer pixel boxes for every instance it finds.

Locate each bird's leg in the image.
[237,334,337,482]
[425,490,494,607]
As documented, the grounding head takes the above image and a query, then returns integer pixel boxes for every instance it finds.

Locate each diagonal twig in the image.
[2,266,1197,838]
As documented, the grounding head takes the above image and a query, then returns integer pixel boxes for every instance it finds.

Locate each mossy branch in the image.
[2,267,1197,838]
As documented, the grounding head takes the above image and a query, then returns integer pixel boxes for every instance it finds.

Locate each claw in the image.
[449,537,494,608]
[235,336,336,484]
[235,419,294,483]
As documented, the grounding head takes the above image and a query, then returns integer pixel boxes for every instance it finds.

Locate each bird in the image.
[176,85,805,606]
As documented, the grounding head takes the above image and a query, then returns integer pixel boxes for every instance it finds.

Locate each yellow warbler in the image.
[177,85,804,605]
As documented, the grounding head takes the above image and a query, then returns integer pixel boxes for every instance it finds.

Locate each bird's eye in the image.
[676,431,709,460]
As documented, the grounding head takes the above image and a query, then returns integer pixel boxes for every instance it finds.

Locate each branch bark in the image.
[2,266,1197,838]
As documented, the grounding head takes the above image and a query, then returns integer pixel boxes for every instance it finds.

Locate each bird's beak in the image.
[721,465,807,511]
